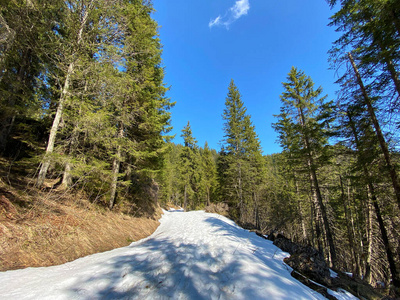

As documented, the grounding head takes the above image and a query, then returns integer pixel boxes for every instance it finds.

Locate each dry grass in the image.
[161,202,182,210]
[0,167,161,271]
[205,202,229,217]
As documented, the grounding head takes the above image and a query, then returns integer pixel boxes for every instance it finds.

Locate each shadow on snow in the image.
[64,212,322,299]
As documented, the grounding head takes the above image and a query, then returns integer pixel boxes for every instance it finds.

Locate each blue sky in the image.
[153,0,339,155]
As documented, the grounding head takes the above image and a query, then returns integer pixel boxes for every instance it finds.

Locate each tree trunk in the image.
[253,192,259,229]
[297,103,336,267]
[37,62,73,187]
[348,183,361,277]
[37,1,94,187]
[295,172,308,243]
[311,200,323,253]
[365,194,373,284]
[348,52,400,212]
[108,154,120,210]
[61,131,78,189]
[109,125,124,210]
[184,184,187,212]
[62,161,72,189]
[0,13,15,79]
[238,162,244,223]
[311,165,336,267]
[374,38,400,98]
[347,110,400,289]
[61,79,88,189]
[384,57,400,98]
[369,186,400,288]
[339,174,360,277]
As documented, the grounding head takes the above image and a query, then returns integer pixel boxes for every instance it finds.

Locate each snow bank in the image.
[0,210,354,299]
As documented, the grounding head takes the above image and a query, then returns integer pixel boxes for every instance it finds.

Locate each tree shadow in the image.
[61,213,323,299]
[65,236,235,299]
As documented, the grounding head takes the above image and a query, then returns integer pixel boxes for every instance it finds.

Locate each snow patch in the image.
[330,269,339,278]
[0,210,353,299]
[167,207,184,212]
[328,288,359,300]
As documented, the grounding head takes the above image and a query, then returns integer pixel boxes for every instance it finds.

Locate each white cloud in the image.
[209,0,250,29]
[231,0,250,19]
[208,15,222,28]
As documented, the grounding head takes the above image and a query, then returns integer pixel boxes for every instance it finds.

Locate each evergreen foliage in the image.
[273,67,337,267]
[160,127,218,211]
[219,79,264,225]
[327,0,400,289]
[0,0,173,209]
[2,0,400,295]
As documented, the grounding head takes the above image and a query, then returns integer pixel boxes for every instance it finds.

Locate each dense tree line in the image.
[160,80,263,225]
[0,0,173,208]
[162,67,399,294]
[2,0,400,295]
[161,14,400,291]
[160,123,219,211]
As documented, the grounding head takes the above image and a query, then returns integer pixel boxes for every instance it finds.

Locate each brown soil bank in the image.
[0,181,161,271]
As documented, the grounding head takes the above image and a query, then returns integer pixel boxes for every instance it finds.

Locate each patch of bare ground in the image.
[205,202,229,217]
[0,169,161,271]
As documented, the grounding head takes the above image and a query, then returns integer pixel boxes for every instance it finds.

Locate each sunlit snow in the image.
[0,210,357,299]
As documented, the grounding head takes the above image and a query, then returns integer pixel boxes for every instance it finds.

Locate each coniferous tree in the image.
[328,0,400,103]
[178,122,199,211]
[328,1,400,288]
[220,79,263,225]
[0,0,63,154]
[346,106,400,287]
[36,0,97,187]
[107,0,173,209]
[273,67,337,267]
[328,0,400,213]
[7,0,174,209]
[160,143,183,205]
[200,142,218,206]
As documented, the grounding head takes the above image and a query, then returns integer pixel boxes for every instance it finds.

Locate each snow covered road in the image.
[0,210,355,299]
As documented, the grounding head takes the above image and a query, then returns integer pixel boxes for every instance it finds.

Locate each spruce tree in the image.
[160,143,183,206]
[328,0,400,101]
[178,122,199,211]
[105,0,173,208]
[0,0,64,154]
[200,142,218,206]
[36,0,97,187]
[220,79,263,224]
[273,67,337,267]
[345,106,400,288]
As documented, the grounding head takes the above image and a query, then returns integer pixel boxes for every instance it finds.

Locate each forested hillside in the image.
[0,0,173,206]
[1,0,400,297]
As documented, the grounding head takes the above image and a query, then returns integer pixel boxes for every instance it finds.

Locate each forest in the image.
[1,0,400,297]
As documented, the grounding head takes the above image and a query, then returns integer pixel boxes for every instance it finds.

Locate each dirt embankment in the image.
[0,181,162,271]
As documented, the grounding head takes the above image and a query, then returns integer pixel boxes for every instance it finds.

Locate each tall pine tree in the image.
[273,67,337,267]
[220,79,263,225]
